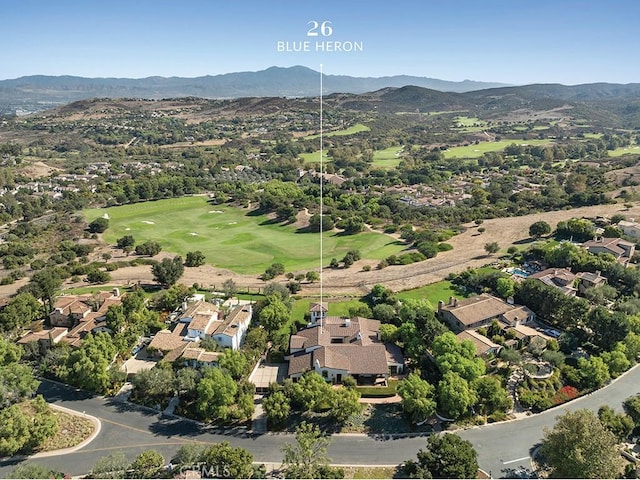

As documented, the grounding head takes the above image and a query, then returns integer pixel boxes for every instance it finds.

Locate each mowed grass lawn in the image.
[83,197,405,274]
[443,138,551,159]
[372,146,403,169]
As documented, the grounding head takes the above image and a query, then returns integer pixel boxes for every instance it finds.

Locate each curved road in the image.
[2,366,640,478]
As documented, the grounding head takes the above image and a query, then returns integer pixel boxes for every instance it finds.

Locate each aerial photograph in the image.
[2,0,640,478]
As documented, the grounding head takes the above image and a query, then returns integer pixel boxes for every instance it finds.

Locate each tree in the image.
[262,262,285,280]
[116,235,135,249]
[432,332,485,382]
[219,349,249,380]
[157,283,192,312]
[200,442,254,479]
[282,422,337,479]
[495,277,515,299]
[472,376,512,417]
[0,404,31,456]
[437,372,476,420]
[151,256,185,287]
[222,278,238,298]
[529,220,551,238]
[263,390,290,428]
[329,386,363,424]
[305,270,320,283]
[130,367,176,405]
[185,250,206,267]
[135,240,162,256]
[64,332,117,393]
[196,367,237,422]
[541,409,622,479]
[623,394,640,425]
[128,449,164,479]
[341,249,361,268]
[484,242,500,256]
[397,373,437,424]
[88,217,109,233]
[7,463,58,480]
[91,451,129,479]
[258,295,290,332]
[577,355,610,390]
[28,268,62,312]
[598,405,634,441]
[86,269,111,284]
[287,371,334,412]
[0,292,41,333]
[402,433,479,479]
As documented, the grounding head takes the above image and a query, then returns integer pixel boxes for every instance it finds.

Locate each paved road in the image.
[2,366,640,478]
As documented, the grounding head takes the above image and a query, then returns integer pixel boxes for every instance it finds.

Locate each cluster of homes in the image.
[17,290,252,370]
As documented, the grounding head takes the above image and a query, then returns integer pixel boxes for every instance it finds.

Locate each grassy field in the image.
[371,146,404,169]
[83,197,405,274]
[443,139,551,159]
[396,280,467,308]
[608,145,640,157]
[290,297,370,323]
[299,150,332,164]
[303,123,370,140]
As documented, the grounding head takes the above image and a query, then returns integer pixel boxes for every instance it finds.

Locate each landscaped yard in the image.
[83,197,405,274]
[396,280,468,308]
[303,123,370,140]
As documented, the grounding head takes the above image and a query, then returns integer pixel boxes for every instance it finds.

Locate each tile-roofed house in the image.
[59,291,124,348]
[179,347,222,368]
[456,330,501,357]
[210,304,252,350]
[529,268,578,296]
[582,236,635,265]
[49,296,92,327]
[287,311,404,384]
[181,301,220,341]
[148,323,189,356]
[437,294,535,333]
[18,327,68,348]
[575,270,607,294]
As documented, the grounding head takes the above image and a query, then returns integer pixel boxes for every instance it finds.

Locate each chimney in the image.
[181,301,188,313]
[112,287,120,297]
[438,300,444,311]
[596,270,601,276]
[344,318,351,327]
[453,298,458,307]
[449,296,455,306]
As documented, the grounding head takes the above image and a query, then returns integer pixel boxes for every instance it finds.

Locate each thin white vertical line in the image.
[319,64,323,328]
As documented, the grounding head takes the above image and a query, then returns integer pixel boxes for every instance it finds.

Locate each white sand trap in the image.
[142,220,155,225]
[228,222,237,225]
[189,232,198,236]
[125,228,131,231]
[103,213,110,219]
[209,210,224,213]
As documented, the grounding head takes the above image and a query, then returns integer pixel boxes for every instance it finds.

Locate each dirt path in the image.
[78,202,638,297]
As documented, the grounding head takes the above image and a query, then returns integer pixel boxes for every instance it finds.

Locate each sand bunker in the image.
[142,220,155,225]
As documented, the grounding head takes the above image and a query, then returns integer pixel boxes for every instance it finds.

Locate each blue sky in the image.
[2,0,638,85]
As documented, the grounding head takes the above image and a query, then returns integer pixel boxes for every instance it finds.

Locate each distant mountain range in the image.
[0,66,510,114]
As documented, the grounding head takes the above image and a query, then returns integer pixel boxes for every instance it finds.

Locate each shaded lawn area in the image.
[83,197,404,274]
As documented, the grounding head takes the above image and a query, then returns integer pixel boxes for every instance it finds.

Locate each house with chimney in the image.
[287,306,404,384]
[582,236,635,265]
[438,294,535,333]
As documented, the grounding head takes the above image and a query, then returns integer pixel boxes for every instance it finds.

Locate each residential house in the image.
[49,296,92,327]
[60,293,124,348]
[582,236,635,265]
[18,327,68,349]
[438,294,535,333]
[179,347,222,368]
[529,268,578,296]
[618,220,640,238]
[182,301,221,341]
[211,304,252,350]
[287,311,404,384]
[576,270,607,294]
[456,330,501,357]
